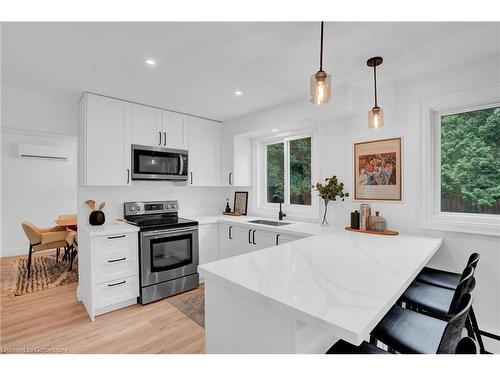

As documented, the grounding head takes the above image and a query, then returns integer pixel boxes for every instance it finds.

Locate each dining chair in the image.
[21,222,68,278]
[65,229,78,271]
[370,293,473,354]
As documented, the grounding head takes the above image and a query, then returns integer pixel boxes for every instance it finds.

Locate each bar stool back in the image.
[437,293,473,354]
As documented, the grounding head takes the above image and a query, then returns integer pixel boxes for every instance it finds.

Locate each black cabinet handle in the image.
[107,234,126,240]
[158,131,162,145]
[163,132,166,146]
[229,172,233,185]
[229,226,232,239]
[108,257,126,263]
[190,172,193,185]
[252,230,256,245]
[276,234,280,246]
[108,280,126,287]
[248,229,252,244]
[127,169,130,184]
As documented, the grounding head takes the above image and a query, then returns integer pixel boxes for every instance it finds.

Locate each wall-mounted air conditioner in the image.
[17,143,70,160]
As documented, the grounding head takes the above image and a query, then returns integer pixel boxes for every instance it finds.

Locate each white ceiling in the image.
[2,22,499,121]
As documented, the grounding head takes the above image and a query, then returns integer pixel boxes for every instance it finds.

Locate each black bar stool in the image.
[401,266,475,320]
[370,293,473,354]
[417,253,479,290]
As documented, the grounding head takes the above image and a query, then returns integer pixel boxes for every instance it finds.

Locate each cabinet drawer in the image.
[93,275,139,310]
[93,245,138,284]
[92,233,136,253]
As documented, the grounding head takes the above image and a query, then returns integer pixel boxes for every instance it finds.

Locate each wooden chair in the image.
[21,222,68,278]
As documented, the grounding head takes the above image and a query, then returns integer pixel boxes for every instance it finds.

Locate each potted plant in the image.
[312,176,349,226]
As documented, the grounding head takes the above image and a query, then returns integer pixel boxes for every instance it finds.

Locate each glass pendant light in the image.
[310,22,331,105]
[367,56,384,129]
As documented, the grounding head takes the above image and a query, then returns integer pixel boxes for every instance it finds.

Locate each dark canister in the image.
[350,210,360,229]
[89,210,105,226]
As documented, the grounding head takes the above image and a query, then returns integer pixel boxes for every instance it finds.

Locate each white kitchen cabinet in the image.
[253,229,278,250]
[80,93,132,186]
[78,224,140,321]
[221,135,252,186]
[187,116,222,186]
[232,225,253,255]
[218,223,236,259]
[199,223,219,265]
[131,103,162,147]
[276,233,305,245]
[161,110,188,150]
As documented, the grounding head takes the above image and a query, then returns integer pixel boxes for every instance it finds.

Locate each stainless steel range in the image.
[124,200,199,304]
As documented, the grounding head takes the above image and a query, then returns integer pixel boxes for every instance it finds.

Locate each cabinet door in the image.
[131,104,162,147]
[221,136,234,186]
[84,94,132,186]
[232,226,253,255]
[162,110,188,150]
[199,223,219,265]
[221,135,252,187]
[253,230,278,251]
[277,233,305,245]
[187,116,222,186]
[218,223,235,259]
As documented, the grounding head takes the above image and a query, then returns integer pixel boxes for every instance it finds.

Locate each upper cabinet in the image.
[221,135,252,186]
[161,110,188,150]
[80,93,132,186]
[131,103,162,147]
[131,104,188,150]
[187,116,222,186]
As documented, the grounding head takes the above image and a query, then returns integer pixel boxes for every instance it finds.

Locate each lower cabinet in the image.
[78,225,140,321]
[199,223,219,265]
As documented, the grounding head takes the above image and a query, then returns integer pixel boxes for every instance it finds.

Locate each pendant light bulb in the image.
[367,56,384,129]
[310,22,331,105]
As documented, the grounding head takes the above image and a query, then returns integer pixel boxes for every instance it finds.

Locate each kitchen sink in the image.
[247,219,291,226]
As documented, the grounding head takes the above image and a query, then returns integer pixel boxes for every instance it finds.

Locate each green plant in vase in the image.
[312,176,349,226]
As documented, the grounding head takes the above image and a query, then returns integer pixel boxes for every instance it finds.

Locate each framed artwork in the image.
[354,137,402,201]
[234,191,249,215]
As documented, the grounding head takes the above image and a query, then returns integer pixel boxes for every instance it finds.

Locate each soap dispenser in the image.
[225,198,231,213]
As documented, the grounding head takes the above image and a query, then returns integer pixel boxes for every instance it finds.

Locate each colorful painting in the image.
[354,138,402,200]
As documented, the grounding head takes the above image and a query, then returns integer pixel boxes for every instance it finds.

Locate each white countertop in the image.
[79,222,139,237]
[199,225,442,344]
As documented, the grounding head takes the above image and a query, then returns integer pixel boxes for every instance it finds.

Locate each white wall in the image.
[0,129,77,255]
[224,55,500,348]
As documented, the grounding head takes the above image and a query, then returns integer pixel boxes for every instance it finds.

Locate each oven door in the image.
[140,227,199,287]
[132,144,188,181]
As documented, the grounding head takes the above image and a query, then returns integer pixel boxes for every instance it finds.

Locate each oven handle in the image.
[141,226,198,237]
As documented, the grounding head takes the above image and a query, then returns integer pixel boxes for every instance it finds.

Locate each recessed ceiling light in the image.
[234,90,243,96]
[145,59,156,66]
[272,129,278,133]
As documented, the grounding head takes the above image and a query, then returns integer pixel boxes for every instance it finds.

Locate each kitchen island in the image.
[198,229,442,354]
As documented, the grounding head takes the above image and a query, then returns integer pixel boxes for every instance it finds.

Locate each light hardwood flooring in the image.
[0,251,205,354]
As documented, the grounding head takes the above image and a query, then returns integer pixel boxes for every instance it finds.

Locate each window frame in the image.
[253,129,319,220]
[419,85,500,236]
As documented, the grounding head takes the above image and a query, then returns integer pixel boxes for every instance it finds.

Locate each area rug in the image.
[168,285,205,328]
[9,254,78,297]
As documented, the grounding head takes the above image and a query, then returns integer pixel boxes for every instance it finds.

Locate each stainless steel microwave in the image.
[131,144,188,181]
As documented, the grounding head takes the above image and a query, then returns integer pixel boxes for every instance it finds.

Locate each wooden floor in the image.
[0,251,205,354]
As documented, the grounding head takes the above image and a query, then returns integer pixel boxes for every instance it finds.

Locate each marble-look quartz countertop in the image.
[199,228,442,344]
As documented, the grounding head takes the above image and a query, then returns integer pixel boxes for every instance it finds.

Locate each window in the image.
[440,107,500,215]
[265,136,312,206]
[419,85,500,236]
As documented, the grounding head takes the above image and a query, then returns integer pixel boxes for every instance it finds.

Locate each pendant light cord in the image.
[319,21,324,71]
[373,65,378,107]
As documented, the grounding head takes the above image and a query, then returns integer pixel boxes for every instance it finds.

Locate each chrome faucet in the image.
[273,195,286,221]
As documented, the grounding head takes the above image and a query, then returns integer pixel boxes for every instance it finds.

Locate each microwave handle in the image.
[179,154,184,175]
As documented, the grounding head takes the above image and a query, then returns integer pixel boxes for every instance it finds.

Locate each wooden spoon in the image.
[98,202,105,211]
[86,200,95,211]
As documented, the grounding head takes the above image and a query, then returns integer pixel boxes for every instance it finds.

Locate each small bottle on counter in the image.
[350,210,360,229]
[359,204,371,231]
[225,199,231,213]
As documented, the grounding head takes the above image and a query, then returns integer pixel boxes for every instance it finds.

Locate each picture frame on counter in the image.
[354,137,402,201]
[234,191,249,215]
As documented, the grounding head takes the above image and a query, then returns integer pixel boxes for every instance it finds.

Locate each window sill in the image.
[418,212,500,237]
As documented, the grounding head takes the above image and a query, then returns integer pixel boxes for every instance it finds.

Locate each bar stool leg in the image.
[469,307,486,353]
